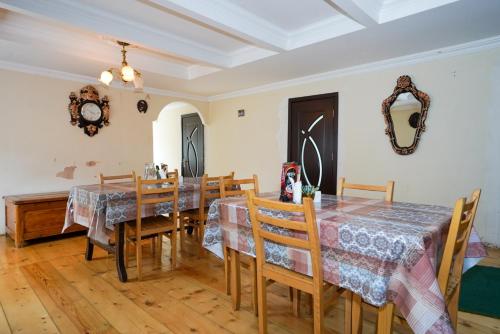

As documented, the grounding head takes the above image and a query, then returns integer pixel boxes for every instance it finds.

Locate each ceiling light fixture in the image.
[99,41,143,91]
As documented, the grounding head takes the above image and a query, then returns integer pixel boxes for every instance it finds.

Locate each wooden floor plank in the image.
[0,267,60,333]
[0,235,498,334]
[20,262,119,333]
[21,265,82,334]
[101,272,234,334]
[51,256,173,334]
[0,302,12,334]
[151,271,294,334]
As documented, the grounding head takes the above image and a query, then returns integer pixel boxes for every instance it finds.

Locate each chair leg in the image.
[377,302,394,334]
[448,287,460,330]
[194,219,199,241]
[257,273,268,334]
[307,293,313,315]
[156,233,162,267]
[224,246,231,295]
[250,258,258,316]
[123,225,129,268]
[171,230,177,269]
[124,240,130,268]
[312,288,324,334]
[198,221,206,256]
[179,216,185,249]
[151,237,156,256]
[292,289,301,317]
[229,249,241,310]
[136,239,143,281]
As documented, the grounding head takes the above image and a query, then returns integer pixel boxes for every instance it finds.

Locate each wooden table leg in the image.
[85,237,94,261]
[344,291,352,334]
[351,293,363,334]
[224,246,231,295]
[229,248,241,310]
[376,302,394,334]
[115,223,128,283]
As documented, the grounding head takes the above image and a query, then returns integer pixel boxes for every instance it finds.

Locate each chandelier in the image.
[99,41,143,90]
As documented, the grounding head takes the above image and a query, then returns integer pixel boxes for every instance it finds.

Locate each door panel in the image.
[181,113,204,177]
[288,93,338,194]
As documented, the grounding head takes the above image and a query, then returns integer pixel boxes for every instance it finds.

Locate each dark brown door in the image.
[288,93,338,194]
[181,113,204,177]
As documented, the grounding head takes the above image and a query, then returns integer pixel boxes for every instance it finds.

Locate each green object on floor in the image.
[459,265,500,319]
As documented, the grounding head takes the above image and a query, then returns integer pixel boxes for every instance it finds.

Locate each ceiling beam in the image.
[0,0,231,68]
[324,0,383,27]
[147,0,288,51]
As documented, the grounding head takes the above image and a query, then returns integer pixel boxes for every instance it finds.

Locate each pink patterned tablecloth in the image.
[203,192,486,334]
[63,178,205,244]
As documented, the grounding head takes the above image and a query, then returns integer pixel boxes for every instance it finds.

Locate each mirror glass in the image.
[389,92,422,148]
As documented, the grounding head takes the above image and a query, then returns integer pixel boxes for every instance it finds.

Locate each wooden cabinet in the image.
[4,192,86,247]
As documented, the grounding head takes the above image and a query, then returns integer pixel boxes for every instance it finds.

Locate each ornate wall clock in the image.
[68,85,110,136]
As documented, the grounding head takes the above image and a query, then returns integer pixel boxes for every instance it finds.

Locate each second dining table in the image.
[202,192,486,334]
[63,177,207,282]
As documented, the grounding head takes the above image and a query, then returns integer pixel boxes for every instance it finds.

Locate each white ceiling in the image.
[0,0,499,99]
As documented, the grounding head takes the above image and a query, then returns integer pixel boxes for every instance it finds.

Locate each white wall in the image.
[0,69,208,235]
[207,47,500,246]
[153,102,204,172]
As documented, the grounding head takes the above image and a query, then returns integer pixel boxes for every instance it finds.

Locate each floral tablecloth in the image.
[63,178,204,244]
[203,192,487,334]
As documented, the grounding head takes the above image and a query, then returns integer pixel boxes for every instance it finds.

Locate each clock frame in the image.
[68,85,110,137]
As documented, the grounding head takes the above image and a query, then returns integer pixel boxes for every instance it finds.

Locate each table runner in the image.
[203,192,486,334]
[63,178,205,244]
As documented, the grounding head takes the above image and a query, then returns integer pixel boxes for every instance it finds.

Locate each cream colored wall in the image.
[2,48,499,246]
[0,69,208,234]
[152,102,203,172]
[207,48,500,246]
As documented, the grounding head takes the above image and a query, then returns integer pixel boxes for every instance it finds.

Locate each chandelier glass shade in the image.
[99,41,143,90]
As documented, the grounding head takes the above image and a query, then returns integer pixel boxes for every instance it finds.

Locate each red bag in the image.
[280,162,301,202]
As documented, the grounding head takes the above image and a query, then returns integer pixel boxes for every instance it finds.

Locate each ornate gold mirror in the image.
[382,75,430,155]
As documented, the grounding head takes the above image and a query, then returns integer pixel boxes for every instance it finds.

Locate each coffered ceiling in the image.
[0,0,499,99]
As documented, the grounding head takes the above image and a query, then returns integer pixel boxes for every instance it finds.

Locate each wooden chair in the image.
[179,172,234,254]
[125,176,179,280]
[349,189,481,334]
[220,174,259,198]
[337,177,395,201]
[220,175,260,309]
[166,169,178,179]
[99,171,136,184]
[247,190,331,334]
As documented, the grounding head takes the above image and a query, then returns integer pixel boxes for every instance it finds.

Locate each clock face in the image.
[81,102,102,122]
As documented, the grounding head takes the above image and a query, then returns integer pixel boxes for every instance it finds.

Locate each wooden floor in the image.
[0,234,499,334]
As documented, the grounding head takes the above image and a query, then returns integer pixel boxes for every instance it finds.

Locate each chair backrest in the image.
[246,190,323,284]
[220,174,259,198]
[337,177,395,201]
[166,169,178,179]
[99,171,136,184]
[437,189,481,300]
[135,176,178,237]
[197,172,234,216]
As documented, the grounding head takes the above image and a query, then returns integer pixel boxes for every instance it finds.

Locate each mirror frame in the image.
[382,75,430,155]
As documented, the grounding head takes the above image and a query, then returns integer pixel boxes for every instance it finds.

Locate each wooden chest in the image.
[4,191,86,247]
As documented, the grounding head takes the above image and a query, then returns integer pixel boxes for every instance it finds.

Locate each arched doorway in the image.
[153,102,206,176]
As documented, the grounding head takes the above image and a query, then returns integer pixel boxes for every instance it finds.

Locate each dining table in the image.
[63,177,205,282]
[202,192,487,334]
